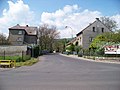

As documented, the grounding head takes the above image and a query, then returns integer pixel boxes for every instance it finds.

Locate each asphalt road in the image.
[0,54,120,90]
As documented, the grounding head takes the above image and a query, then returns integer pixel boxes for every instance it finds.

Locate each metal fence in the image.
[0,50,31,61]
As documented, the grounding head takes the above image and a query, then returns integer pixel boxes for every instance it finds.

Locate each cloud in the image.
[0,1,120,38]
[41,5,102,38]
[0,0,35,36]
[41,5,120,38]
[111,14,120,29]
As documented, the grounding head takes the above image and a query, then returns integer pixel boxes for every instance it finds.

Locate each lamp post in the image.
[65,26,73,39]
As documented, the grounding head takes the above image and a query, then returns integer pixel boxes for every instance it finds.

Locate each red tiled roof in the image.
[9,24,38,35]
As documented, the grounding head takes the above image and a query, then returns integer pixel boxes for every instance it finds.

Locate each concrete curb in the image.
[60,54,120,64]
[0,68,13,72]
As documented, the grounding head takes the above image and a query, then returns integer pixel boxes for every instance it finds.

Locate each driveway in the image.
[0,54,120,90]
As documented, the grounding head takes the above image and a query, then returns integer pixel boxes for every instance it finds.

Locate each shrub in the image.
[83,49,90,56]
[22,55,31,62]
[78,52,83,57]
[33,46,39,57]
[78,49,83,57]
[66,44,75,53]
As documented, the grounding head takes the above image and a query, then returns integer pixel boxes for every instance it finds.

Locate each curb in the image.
[60,54,120,64]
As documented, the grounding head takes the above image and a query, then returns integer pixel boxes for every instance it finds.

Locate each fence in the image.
[0,45,32,62]
[0,50,31,62]
[0,45,41,61]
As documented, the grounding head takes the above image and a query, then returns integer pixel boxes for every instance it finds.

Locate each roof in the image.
[76,20,96,36]
[76,18,112,36]
[66,37,77,45]
[9,24,38,35]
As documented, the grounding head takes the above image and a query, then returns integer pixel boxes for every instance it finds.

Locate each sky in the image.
[0,0,120,38]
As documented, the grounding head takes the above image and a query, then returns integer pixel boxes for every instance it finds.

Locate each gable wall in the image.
[9,30,25,45]
[82,20,111,49]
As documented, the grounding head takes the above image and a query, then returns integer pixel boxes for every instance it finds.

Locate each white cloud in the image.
[41,5,102,38]
[41,5,120,38]
[0,1,119,38]
[111,14,120,29]
[63,4,79,13]
[0,0,35,36]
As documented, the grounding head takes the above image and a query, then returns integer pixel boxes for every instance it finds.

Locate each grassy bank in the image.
[0,55,31,62]
[16,58,39,67]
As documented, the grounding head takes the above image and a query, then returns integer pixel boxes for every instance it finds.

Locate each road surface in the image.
[0,54,120,90]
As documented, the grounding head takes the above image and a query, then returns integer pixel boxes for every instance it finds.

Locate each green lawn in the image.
[0,55,31,62]
[16,58,39,67]
[0,56,19,60]
[0,56,39,67]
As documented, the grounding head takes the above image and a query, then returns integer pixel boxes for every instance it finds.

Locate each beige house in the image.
[68,18,112,49]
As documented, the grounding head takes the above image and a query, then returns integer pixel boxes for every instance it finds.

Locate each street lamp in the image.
[65,26,73,39]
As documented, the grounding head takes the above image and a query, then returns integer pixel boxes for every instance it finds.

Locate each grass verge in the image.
[16,58,39,67]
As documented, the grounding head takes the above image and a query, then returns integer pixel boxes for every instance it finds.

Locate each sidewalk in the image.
[60,54,120,64]
[0,67,16,72]
[0,68,12,72]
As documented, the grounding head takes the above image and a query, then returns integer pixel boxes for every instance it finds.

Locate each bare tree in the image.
[100,16,117,31]
[0,33,9,45]
[38,24,59,52]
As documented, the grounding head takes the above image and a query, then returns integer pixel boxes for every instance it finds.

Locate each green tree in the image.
[74,45,82,54]
[89,32,120,56]
[89,32,120,49]
[53,39,64,52]
[89,34,106,49]
[66,44,75,53]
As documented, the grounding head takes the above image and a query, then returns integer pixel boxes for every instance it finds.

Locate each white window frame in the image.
[17,37,22,41]
[89,37,93,42]
[18,31,22,34]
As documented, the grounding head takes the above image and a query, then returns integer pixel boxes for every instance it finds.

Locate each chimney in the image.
[17,24,19,26]
[96,18,99,20]
[26,25,29,27]
[89,23,92,25]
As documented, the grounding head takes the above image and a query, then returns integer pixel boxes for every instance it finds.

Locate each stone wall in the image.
[82,19,111,49]
[0,45,27,56]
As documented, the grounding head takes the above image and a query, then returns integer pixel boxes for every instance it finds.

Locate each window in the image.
[79,37,81,42]
[75,41,78,46]
[89,37,93,42]
[102,28,104,32]
[18,31,22,34]
[17,37,22,41]
[93,27,95,32]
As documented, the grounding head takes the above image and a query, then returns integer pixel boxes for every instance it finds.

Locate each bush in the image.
[15,55,31,62]
[22,55,31,62]
[33,46,39,57]
[75,46,82,54]
[78,50,83,57]
[83,49,90,56]
[95,48,104,56]
[16,57,22,62]
[66,44,75,53]
[16,58,39,67]
[104,54,120,57]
